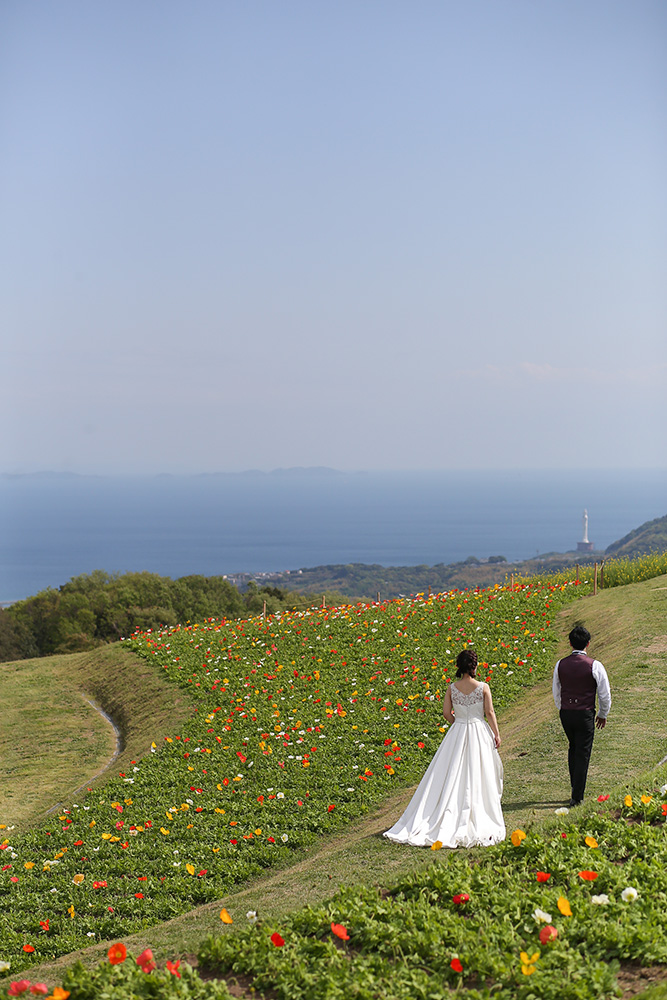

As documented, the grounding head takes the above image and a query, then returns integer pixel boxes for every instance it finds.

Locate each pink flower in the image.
[30,987,48,996]
[8,984,32,997]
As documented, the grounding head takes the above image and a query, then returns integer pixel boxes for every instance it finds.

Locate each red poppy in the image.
[331,923,349,940]
[108,942,127,965]
[539,925,558,944]
[270,932,285,947]
[327,804,336,813]
[536,872,551,883]
[450,958,463,972]
[597,794,610,802]
[134,893,144,899]
[7,982,32,996]
[136,948,156,972]
[166,960,181,978]
[39,920,49,931]
[73,840,83,846]
[22,945,35,953]
[452,893,470,905]
[578,871,598,881]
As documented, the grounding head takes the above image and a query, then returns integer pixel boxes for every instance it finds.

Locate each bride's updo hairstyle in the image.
[456,649,478,678]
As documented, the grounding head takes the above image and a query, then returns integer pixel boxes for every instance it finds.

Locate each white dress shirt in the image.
[552,649,612,718]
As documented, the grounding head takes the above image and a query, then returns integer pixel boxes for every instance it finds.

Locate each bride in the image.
[384,648,505,848]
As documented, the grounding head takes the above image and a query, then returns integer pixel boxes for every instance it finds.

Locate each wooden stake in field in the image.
[576,563,579,583]
[263,600,266,619]
[322,594,326,609]
[377,591,381,604]
[594,563,598,596]
[510,573,514,591]
[600,560,604,590]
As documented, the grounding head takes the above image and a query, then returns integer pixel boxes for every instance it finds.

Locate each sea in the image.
[2,468,666,604]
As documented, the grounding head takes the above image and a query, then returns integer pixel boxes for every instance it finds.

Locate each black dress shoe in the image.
[568,798,582,807]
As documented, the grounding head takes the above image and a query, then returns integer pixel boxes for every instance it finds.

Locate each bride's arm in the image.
[443,686,455,724]
[483,684,501,748]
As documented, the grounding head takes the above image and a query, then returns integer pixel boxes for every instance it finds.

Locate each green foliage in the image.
[199,789,667,999]
[605,514,667,559]
[0,572,337,663]
[57,955,231,999]
[601,551,667,588]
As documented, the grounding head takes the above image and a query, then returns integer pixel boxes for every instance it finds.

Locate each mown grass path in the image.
[0,645,193,828]
[10,574,667,991]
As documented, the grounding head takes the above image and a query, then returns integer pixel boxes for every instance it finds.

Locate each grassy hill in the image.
[605,513,667,559]
[3,562,667,998]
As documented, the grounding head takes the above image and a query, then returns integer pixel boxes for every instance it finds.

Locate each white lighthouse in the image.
[577,509,594,552]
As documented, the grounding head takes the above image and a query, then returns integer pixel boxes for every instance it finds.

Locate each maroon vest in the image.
[558,652,597,710]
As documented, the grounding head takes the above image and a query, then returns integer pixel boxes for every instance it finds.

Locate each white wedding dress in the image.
[384,683,505,848]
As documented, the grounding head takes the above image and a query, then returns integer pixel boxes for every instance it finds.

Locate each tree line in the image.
[0,570,342,663]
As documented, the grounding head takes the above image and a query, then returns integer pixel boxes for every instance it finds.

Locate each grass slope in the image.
[0,645,193,828]
[2,574,667,998]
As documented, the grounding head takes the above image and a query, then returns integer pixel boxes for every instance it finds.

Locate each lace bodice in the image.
[451,683,486,722]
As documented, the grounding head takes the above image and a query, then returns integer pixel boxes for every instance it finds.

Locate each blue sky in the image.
[2,0,665,473]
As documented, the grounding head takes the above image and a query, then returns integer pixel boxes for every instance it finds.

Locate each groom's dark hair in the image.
[569,624,591,649]
[456,648,478,677]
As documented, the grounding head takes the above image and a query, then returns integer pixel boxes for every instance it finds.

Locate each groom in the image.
[552,625,611,806]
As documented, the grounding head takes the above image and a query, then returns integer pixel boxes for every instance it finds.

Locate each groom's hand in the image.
[595,716,606,729]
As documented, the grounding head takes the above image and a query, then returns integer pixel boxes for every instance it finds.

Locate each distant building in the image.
[577,509,594,552]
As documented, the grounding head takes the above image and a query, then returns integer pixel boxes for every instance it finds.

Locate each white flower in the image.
[246,910,258,923]
[533,908,552,923]
[660,783,667,795]
[622,887,638,903]
[276,793,284,799]
[0,961,10,972]
[555,807,570,815]
[592,894,610,905]
[86,931,95,938]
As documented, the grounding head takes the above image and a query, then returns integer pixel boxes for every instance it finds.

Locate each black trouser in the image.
[559,709,595,802]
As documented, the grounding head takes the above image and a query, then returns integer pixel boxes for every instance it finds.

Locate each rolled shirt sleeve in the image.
[593,660,611,718]
[552,661,562,710]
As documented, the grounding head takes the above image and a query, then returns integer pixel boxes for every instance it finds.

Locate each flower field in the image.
[0,579,584,977]
[199,787,667,1000]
